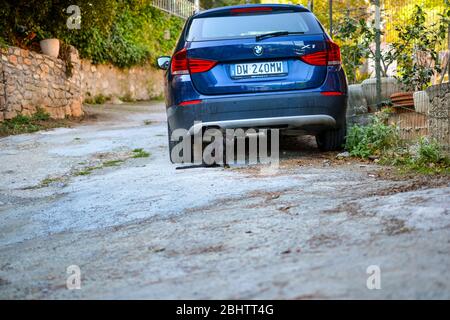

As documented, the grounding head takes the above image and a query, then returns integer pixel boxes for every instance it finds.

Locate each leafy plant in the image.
[414,137,448,165]
[33,25,52,40]
[346,114,449,174]
[120,93,135,103]
[0,109,69,136]
[0,35,7,48]
[32,108,51,121]
[132,148,150,158]
[334,16,367,84]
[0,0,184,68]
[379,137,450,174]
[392,4,450,91]
[334,15,398,83]
[359,20,398,78]
[103,160,124,167]
[73,2,183,68]
[84,94,109,105]
[345,115,399,158]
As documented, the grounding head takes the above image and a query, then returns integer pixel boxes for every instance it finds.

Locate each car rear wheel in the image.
[167,125,176,163]
[316,124,346,151]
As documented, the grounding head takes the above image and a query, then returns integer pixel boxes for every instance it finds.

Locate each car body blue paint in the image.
[162,4,348,137]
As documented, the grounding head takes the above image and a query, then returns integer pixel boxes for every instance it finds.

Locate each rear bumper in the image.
[187,115,335,135]
[167,91,347,134]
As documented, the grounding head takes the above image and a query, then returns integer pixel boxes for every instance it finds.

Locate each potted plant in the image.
[390,4,449,112]
[35,27,60,58]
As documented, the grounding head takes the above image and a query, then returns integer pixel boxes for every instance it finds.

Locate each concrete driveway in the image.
[0,102,449,299]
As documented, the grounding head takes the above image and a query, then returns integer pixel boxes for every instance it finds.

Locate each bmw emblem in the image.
[253,45,263,56]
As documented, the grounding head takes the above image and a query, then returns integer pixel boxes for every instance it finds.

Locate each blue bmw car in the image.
[157,4,348,162]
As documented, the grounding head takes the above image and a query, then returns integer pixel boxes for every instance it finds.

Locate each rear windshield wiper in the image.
[256,31,305,42]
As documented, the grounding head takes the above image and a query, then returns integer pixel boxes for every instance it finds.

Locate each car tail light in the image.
[231,7,272,14]
[299,40,341,66]
[189,58,217,73]
[321,91,343,96]
[300,50,327,66]
[171,48,188,75]
[171,49,217,75]
[179,99,202,106]
[326,40,341,66]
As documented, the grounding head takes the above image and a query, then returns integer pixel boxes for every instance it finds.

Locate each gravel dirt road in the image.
[0,102,449,299]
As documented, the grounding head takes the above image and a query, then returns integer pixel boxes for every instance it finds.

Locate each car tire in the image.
[316,124,347,151]
[167,125,176,163]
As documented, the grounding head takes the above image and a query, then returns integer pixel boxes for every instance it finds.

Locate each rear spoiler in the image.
[193,4,309,19]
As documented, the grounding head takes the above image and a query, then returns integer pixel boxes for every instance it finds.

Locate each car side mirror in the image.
[157,56,171,70]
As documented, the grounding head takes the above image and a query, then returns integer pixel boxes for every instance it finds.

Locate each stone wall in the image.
[426,83,450,151]
[0,45,83,122]
[80,60,164,102]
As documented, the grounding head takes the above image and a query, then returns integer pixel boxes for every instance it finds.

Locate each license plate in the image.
[232,61,285,78]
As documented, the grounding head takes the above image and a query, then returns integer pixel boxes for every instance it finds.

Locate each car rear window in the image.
[187,12,323,41]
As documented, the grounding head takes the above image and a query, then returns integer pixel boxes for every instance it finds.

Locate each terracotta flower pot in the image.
[361,77,402,112]
[390,92,415,113]
[39,38,60,58]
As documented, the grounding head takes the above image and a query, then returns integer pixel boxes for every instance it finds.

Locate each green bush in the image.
[380,137,450,174]
[84,94,109,105]
[414,137,449,166]
[345,116,399,158]
[0,35,7,48]
[0,0,184,68]
[345,115,449,174]
[32,108,51,121]
[0,109,54,136]
[392,4,450,91]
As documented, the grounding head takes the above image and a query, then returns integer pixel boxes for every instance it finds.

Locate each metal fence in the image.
[383,0,449,82]
[151,0,198,19]
[316,0,450,149]
[388,83,450,152]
